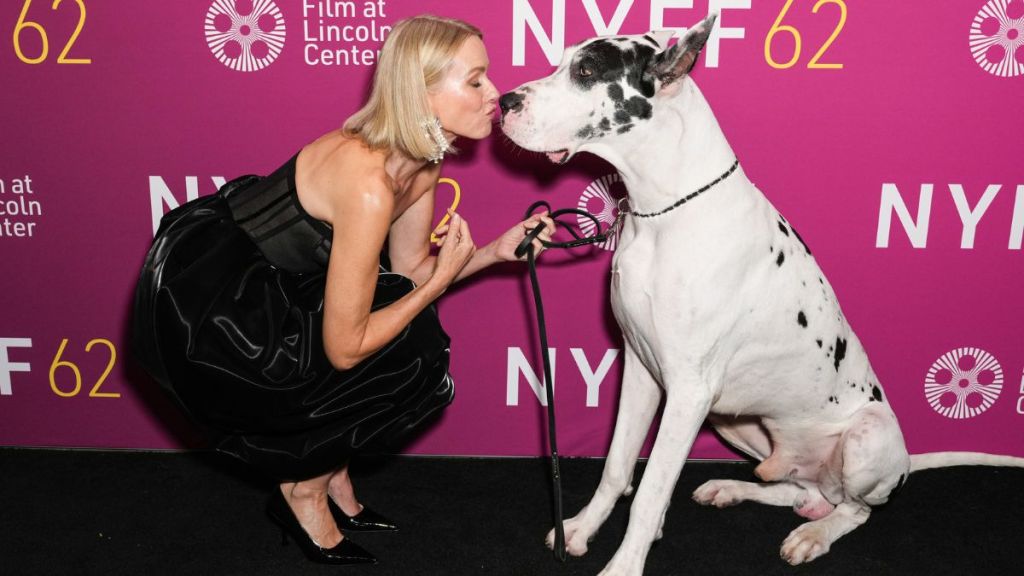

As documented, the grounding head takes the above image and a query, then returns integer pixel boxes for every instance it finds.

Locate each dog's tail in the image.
[909,452,1024,473]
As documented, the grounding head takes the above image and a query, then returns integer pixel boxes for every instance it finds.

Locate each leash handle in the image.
[514,221,547,260]
[515,201,621,259]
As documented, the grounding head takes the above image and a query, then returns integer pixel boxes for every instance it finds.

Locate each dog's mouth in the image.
[545,149,571,165]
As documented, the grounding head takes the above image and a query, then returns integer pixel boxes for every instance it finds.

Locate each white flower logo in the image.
[577,174,626,251]
[924,347,1004,419]
[969,0,1024,77]
[205,0,286,72]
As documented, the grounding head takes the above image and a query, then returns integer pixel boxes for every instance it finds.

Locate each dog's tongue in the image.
[546,150,569,164]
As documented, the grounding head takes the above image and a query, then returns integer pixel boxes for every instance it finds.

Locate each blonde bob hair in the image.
[343,15,483,161]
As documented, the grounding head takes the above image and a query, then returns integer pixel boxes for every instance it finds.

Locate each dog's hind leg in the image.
[780,500,870,565]
[780,404,909,564]
[548,345,662,557]
[599,370,713,576]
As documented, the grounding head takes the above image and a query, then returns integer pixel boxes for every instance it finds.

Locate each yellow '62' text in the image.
[49,338,119,398]
[765,0,847,70]
[13,0,90,64]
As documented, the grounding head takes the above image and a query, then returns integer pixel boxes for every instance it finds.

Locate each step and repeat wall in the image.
[2,1,1022,458]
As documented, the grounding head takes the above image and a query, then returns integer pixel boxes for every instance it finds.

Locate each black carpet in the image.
[1,448,1021,575]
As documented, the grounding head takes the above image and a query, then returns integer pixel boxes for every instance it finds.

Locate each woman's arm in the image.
[321,176,473,370]
[387,169,441,285]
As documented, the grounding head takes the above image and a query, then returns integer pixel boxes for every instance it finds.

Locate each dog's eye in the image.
[578,65,593,77]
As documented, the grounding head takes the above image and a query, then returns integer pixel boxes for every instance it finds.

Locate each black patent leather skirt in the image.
[132,178,454,481]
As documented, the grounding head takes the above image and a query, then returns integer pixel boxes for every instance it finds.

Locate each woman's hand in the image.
[491,212,556,262]
[429,212,476,292]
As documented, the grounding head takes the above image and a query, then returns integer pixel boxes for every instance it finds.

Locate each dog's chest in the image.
[610,232,656,324]
[609,228,681,365]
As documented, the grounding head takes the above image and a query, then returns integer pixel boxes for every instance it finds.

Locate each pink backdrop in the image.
[2,1,1022,459]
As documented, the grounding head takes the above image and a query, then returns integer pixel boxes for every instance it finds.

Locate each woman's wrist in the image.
[454,242,499,281]
[477,241,501,266]
[420,274,448,300]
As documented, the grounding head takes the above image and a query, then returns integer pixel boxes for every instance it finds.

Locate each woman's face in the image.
[429,36,500,141]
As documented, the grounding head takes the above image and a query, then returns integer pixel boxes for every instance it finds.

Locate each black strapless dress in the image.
[132,155,454,481]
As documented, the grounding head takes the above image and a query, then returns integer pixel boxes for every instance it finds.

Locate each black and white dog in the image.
[500,13,1024,575]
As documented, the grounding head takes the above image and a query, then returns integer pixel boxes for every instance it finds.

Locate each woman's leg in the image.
[327,462,363,516]
[281,470,344,547]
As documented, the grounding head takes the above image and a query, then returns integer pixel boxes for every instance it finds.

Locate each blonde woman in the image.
[133,15,553,565]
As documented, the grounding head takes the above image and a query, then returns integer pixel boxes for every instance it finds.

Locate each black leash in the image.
[514,201,624,562]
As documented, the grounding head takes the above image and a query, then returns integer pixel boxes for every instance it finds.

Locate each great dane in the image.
[499,13,1024,575]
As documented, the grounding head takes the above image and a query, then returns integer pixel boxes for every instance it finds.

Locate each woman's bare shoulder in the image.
[296,132,393,223]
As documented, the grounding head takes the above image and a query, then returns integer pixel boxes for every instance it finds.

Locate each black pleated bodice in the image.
[222,155,331,273]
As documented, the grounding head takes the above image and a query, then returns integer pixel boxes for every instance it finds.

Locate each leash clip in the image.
[609,197,630,236]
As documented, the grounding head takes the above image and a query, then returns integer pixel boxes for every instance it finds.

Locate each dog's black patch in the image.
[833,337,848,372]
[576,125,595,139]
[629,44,657,97]
[608,83,625,102]
[622,96,653,120]
[571,40,626,91]
[871,385,883,402]
[617,124,634,134]
[816,339,823,348]
[776,251,785,267]
[778,221,790,236]
[572,39,657,98]
[798,311,807,327]
[571,39,658,102]
[587,83,653,129]
[792,225,812,254]
[599,117,612,131]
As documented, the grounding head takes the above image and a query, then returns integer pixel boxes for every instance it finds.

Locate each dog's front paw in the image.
[545,516,594,557]
[693,480,743,508]
[780,522,831,565]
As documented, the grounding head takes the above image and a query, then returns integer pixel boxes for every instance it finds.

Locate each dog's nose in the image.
[499,92,525,115]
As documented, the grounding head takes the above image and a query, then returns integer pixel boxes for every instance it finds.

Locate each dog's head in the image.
[500,14,717,165]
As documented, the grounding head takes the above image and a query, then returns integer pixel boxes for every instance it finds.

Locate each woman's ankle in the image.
[327,472,362,516]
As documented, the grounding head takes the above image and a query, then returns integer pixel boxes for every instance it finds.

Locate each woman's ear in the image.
[645,13,717,93]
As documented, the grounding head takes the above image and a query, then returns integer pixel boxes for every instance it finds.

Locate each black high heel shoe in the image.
[328,498,400,532]
[266,490,377,565]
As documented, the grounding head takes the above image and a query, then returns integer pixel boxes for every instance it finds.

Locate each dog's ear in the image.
[644,29,676,52]
[646,13,717,92]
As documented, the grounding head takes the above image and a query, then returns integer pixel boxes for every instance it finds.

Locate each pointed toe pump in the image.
[329,499,400,532]
[266,490,377,565]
